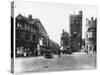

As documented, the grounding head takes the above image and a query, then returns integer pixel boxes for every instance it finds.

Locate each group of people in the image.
[16,46,62,58]
[16,47,32,57]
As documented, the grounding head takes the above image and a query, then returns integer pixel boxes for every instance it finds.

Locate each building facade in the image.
[60,29,71,53]
[15,14,59,57]
[69,11,82,52]
[85,17,97,53]
[15,14,48,56]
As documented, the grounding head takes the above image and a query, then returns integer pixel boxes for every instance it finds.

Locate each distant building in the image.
[85,17,97,53]
[60,29,71,51]
[48,39,59,54]
[69,11,82,52]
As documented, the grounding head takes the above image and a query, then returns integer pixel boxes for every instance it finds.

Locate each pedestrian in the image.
[24,52,27,57]
[58,48,61,58]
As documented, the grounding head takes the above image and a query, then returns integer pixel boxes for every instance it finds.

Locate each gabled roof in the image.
[16,14,24,20]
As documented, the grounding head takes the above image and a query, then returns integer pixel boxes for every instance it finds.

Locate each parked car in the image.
[44,50,53,58]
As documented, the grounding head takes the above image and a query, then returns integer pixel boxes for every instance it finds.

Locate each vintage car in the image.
[44,49,53,58]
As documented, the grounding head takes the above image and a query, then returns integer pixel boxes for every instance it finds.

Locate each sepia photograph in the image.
[11,1,97,74]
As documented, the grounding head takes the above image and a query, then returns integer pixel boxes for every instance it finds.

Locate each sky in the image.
[14,1,97,45]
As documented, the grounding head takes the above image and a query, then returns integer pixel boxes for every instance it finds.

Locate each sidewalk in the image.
[72,52,87,55]
[16,55,59,60]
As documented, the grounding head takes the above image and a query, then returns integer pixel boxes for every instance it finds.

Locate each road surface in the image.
[14,54,96,74]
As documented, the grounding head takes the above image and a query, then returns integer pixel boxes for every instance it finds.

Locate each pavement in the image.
[72,52,87,55]
[14,53,96,74]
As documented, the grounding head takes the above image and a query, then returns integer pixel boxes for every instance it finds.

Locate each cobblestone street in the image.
[14,53,96,74]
